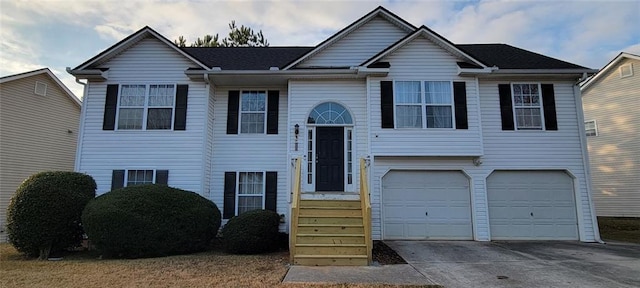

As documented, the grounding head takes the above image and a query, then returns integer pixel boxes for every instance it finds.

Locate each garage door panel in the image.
[488,171,578,240]
[382,170,472,240]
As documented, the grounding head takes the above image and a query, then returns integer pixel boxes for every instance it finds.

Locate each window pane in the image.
[117,108,143,130]
[148,84,175,106]
[127,169,154,186]
[395,81,421,104]
[426,106,453,128]
[308,102,353,124]
[238,196,263,214]
[239,172,263,195]
[396,105,422,128]
[241,91,266,112]
[515,108,542,129]
[240,113,265,133]
[425,81,452,104]
[147,108,173,130]
[120,85,146,106]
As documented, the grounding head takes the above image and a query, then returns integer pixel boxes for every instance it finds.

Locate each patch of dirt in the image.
[372,240,407,265]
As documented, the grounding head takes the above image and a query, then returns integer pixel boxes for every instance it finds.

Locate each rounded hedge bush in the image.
[222,209,280,254]
[81,184,221,258]
[6,171,97,259]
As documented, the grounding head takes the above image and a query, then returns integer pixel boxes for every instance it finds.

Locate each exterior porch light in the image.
[294,124,300,151]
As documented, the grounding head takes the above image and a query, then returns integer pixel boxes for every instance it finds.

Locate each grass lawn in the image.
[0,244,431,288]
[598,217,640,244]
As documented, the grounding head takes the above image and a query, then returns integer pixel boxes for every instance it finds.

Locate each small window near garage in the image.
[34,81,47,96]
[585,120,598,136]
[620,63,633,78]
[126,170,155,186]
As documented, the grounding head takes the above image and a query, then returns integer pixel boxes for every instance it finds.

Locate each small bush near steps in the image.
[222,209,280,254]
[81,184,221,258]
[6,171,97,260]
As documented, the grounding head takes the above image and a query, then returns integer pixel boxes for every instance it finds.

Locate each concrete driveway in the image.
[386,240,640,288]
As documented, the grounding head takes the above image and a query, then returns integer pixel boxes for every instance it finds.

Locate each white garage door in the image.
[382,170,472,240]
[487,171,578,240]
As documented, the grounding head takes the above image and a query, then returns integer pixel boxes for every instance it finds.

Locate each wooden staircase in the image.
[293,199,368,266]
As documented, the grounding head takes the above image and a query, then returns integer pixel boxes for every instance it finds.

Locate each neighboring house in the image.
[0,68,82,242]
[581,52,640,218]
[68,6,600,264]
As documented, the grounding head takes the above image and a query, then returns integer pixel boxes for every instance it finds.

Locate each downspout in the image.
[573,78,604,244]
[200,74,212,198]
[68,67,88,172]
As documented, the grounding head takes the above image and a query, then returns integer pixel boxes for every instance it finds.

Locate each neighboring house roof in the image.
[580,52,640,91]
[456,44,590,69]
[183,47,313,70]
[0,68,81,107]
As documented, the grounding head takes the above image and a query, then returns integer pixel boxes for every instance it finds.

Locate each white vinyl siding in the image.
[582,57,640,217]
[370,37,482,156]
[76,37,208,195]
[479,79,596,241]
[210,86,288,227]
[299,16,408,68]
[288,80,368,193]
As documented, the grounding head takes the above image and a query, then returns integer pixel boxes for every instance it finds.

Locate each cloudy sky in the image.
[1,0,639,99]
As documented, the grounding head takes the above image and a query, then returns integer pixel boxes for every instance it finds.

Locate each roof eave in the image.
[580,52,640,91]
[67,68,109,81]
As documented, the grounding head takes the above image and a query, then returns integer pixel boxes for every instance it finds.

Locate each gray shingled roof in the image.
[179,44,588,70]
[456,44,589,69]
[182,47,312,70]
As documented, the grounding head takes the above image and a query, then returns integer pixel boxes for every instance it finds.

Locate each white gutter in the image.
[490,69,598,74]
[185,67,389,77]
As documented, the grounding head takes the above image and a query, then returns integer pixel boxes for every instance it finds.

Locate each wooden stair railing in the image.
[289,157,302,262]
[360,158,372,265]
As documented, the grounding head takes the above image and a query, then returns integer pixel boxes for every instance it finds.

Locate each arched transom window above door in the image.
[307,102,353,125]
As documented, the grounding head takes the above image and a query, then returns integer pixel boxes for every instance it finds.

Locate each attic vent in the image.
[34,81,47,96]
[619,63,633,78]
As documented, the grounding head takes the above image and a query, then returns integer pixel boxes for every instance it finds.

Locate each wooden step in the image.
[294,255,368,266]
[298,224,364,234]
[297,234,365,244]
[299,200,361,208]
[296,244,367,255]
[298,216,363,225]
[298,208,362,217]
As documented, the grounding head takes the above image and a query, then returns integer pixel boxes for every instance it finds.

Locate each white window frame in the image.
[620,63,633,78]
[239,90,268,134]
[34,81,47,96]
[124,169,157,186]
[511,83,545,131]
[393,80,456,129]
[585,120,598,136]
[115,84,177,131]
[235,171,266,215]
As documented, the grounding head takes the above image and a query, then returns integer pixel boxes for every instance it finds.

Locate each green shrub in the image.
[81,184,221,258]
[6,171,97,259]
[222,209,280,254]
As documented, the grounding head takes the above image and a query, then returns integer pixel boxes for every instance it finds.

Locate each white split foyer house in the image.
[69,7,602,264]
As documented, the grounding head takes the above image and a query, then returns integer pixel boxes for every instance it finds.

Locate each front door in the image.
[316,127,344,191]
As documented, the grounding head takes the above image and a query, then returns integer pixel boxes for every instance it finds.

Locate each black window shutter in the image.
[103,85,119,130]
[381,81,394,128]
[267,91,279,134]
[265,172,277,212]
[541,84,558,131]
[111,170,125,190]
[453,82,468,129]
[227,91,240,134]
[156,170,169,185]
[498,84,515,130]
[174,85,188,130]
[223,172,237,219]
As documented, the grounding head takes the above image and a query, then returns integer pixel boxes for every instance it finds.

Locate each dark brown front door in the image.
[316,127,344,191]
